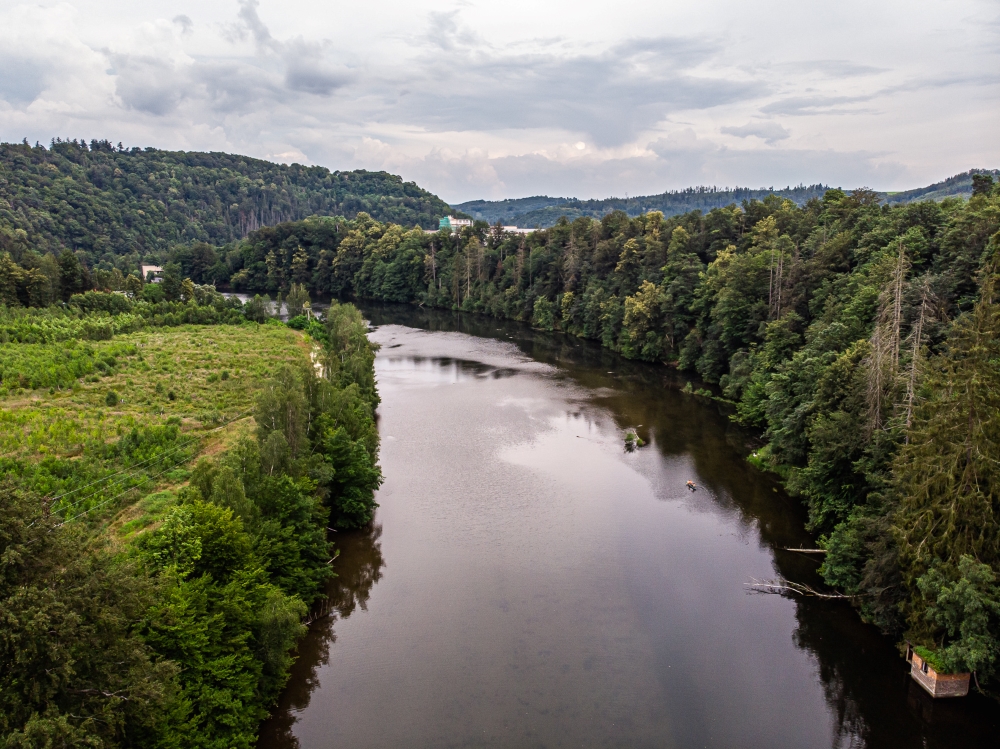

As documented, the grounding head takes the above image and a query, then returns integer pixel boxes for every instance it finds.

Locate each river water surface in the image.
[258,305,1000,749]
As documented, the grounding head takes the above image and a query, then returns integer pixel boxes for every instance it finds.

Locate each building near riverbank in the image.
[905,644,970,698]
[433,215,534,235]
[140,264,163,283]
[439,216,472,232]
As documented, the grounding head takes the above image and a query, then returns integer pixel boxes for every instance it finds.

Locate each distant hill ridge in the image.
[0,138,453,266]
[454,169,1000,228]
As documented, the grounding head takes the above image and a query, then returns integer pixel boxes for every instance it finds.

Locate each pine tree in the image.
[893,241,1000,640]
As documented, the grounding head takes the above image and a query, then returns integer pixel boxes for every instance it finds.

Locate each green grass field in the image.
[0,321,313,529]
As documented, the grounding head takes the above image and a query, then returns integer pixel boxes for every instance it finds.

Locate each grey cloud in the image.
[173,15,193,35]
[760,94,876,116]
[236,0,276,50]
[192,59,287,113]
[720,121,790,144]
[388,34,767,146]
[113,54,189,115]
[110,6,768,144]
[113,3,351,116]
[285,61,350,95]
[425,10,484,51]
[0,56,47,106]
[780,59,887,77]
[232,4,350,96]
[113,50,290,117]
[759,71,998,118]
[282,40,353,95]
[401,145,908,204]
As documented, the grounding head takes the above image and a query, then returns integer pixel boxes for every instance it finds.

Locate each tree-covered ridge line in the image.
[454,184,833,227]
[1,296,382,747]
[453,169,1000,228]
[0,138,454,271]
[194,174,999,683]
[884,169,1000,205]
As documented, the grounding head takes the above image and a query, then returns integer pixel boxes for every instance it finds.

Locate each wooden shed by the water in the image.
[905,643,970,698]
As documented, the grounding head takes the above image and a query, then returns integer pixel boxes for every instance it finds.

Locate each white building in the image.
[140,264,164,283]
[439,216,473,232]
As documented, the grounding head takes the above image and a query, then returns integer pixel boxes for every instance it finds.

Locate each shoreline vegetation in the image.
[2,139,1000,742]
[89,172,995,690]
[0,292,381,748]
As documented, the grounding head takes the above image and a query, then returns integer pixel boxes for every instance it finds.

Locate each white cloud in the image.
[720,122,790,144]
[0,0,996,202]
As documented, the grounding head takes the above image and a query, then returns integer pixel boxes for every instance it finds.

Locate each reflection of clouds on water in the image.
[262,303,1000,749]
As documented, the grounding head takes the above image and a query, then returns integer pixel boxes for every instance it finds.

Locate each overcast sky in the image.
[1,0,997,203]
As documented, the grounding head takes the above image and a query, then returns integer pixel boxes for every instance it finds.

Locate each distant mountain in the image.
[454,185,830,227]
[454,169,999,228]
[452,196,572,225]
[0,139,453,266]
[882,169,1000,204]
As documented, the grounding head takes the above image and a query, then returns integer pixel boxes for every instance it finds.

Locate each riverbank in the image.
[0,298,381,748]
[259,307,1000,749]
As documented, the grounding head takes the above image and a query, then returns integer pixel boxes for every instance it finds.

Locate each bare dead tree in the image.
[890,241,906,373]
[768,243,786,320]
[768,243,775,314]
[466,246,472,300]
[866,242,909,434]
[746,577,854,600]
[903,278,934,438]
[774,249,784,319]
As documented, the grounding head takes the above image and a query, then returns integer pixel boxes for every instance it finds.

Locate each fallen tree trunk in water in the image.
[746,577,853,600]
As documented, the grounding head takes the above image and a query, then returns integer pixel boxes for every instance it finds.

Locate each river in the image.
[258,304,1000,749]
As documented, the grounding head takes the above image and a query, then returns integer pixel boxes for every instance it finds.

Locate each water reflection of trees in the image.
[790,595,1000,749]
[257,523,385,749]
[358,303,1000,748]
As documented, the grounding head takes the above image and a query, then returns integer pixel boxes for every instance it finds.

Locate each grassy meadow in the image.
[2,299,384,748]
[0,321,313,530]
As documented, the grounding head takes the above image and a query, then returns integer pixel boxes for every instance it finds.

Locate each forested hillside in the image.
[4,157,1000,687]
[99,171,997,684]
[455,184,832,227]
[884,168,1000,205]
[454,169,1000,228]
[0,293,382,747]
[0,139,452,270]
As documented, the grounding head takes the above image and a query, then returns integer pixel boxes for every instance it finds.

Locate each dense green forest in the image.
[84,170,994,684]
[454,184,833,227]
[0,292,381,747]
[454,169,1000,228]
[3,150,1000,689]
[0,139,453,273]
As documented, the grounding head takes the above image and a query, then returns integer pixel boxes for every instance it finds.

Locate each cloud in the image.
[282,40,353,95]
[760,94,877,116]
[720,121,790,144]
[0,4,115,112]
[308,127,907,203]
[777,59,887,77]
[0,0,995,202]
[94,6,765,146]
[389,30,768,147]
[112,54,190,115]
[232,0,276,50]
[172,15,193,35]
[0,56,48,105]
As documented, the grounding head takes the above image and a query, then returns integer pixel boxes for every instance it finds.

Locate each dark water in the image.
[259,304,1000,749]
